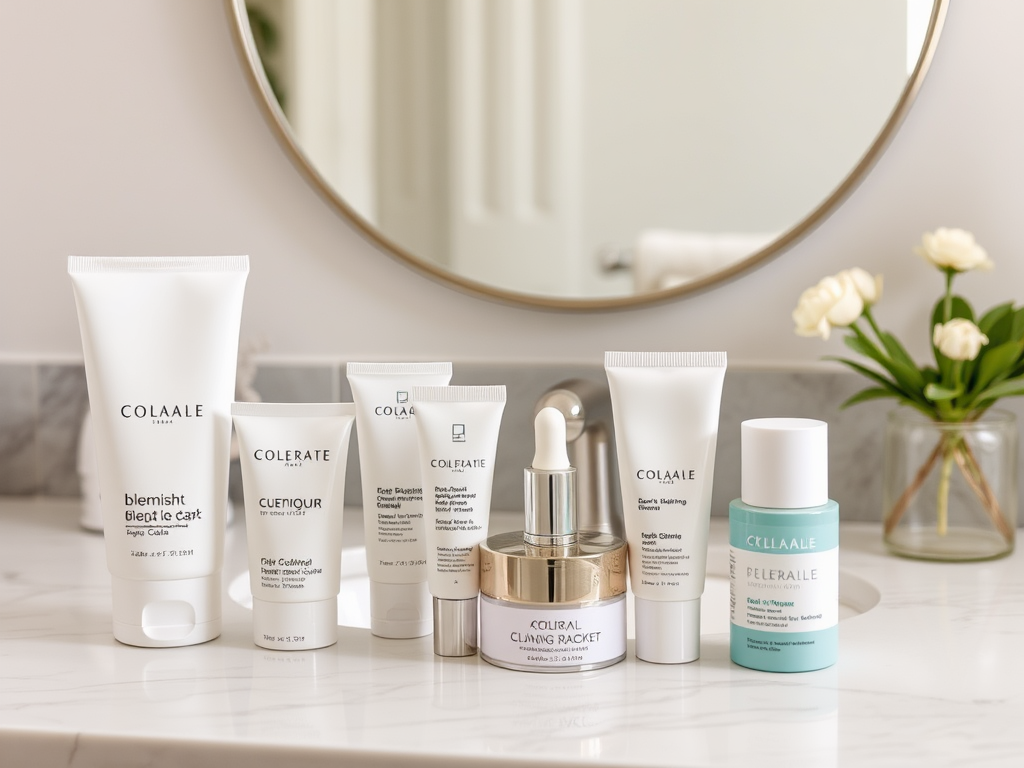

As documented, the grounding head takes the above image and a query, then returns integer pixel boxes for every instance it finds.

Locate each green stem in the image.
[937,442,955,537]
[863,307,885,345]
[943,270,954,322]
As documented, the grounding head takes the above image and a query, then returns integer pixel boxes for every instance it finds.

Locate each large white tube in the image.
[605,351,727,664]
[68,256,248,647]
[411,385,506,657]
[231,402,356,650]
[346,362,453,638]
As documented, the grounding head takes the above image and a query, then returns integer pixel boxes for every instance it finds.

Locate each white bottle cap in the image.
[634,597,701,664]
[369,580,432,638]
[741,418,828,509]
[252,597,339,650]
[111,574,221,647]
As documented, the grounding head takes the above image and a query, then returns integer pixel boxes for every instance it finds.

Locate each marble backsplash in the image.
[4,361,1023,525]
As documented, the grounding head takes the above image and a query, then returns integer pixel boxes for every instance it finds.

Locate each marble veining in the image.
[2,499,1023,767]
[0,365,36,495]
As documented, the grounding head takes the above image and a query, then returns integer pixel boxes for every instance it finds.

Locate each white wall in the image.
[1,1,1022,370]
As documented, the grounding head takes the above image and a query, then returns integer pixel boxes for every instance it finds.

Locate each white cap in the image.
[634,597,701,664]
[111,574,221,647]
[741,418,828,509]
[370,581,432,638]
[252,597,338,650]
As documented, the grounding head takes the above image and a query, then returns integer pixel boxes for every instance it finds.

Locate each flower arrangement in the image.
[792,228,1019,552]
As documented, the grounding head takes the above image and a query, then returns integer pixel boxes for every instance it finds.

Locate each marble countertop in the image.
[1,498,1022,768]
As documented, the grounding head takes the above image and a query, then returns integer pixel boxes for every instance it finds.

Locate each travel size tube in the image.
[605,351,727,664]
[231,402,356,650]
[68,256,249,647]
[346,362,453,638]
[411,385,506,656]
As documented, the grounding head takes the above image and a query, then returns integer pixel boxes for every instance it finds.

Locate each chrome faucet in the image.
[534,379,623,539]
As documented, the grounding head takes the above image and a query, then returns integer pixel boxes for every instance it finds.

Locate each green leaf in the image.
[825,356,926,408]
[931,294,974,327]
[972,374,1024,403]
[839,387,900,409]
[1011,307,1024,343]
[978,302,1014,338]
[925,382,964,401]
[844,334,925,394]
[878,330,923,382]
[972,339,1024,394]
[978,307,1011,348]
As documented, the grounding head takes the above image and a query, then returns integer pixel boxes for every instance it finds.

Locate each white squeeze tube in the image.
[68,256,249,648]
[231,402,356,651]
[604,351,727,664]
[346,362,453,638]
[410,385,506,657]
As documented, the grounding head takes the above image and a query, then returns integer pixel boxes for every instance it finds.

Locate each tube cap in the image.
[370,581,432,638]
[252,597,338,650]
[634,597,701,664]
[432,596,478,656]
[741,418,828,508]
[111,574,221,648]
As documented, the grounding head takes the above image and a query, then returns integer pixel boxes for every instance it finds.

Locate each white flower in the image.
[933,319,989,361]
[916,228,993,272]
[838,268,883,305]
[792,272,865,340]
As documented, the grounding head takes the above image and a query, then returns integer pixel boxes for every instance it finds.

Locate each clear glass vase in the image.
[883,409,1017,561]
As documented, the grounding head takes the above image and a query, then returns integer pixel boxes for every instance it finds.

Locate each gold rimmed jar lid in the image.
[480,531,627,606]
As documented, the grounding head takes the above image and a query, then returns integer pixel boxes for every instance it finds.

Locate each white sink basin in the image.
[229,542,880,635]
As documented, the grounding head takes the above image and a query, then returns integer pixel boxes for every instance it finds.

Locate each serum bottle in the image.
[479,408,627,672]
[729,418,839,673]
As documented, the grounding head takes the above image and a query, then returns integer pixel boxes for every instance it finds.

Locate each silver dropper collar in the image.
[524,408,578,547]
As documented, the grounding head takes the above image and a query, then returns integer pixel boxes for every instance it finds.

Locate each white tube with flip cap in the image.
[346,362,453,638]
[605,351,727,664]
[231,402,356,650]
[411,385,505,657]
[68,256,249,648]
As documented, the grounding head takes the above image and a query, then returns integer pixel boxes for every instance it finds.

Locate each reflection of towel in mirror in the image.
[633,229,778,292]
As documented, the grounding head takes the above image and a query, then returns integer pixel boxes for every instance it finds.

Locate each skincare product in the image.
[68,256,249,647]
[231,402,356,650]
[605,351,727,664]
[347,362,453,638]
[729,418,839,673]
[411,385,506,657]
[479,408,627,673]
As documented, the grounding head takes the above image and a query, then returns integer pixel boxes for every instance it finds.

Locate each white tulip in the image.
[916,228,993,272]
[933,318,989,361]
[792,272,865,340]
[839,268,883,305]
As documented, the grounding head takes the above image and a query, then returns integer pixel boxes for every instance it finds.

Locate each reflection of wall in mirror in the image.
[582,0,909,297]
[260,1,923,299]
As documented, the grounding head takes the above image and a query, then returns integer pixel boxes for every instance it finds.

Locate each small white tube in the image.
[411,385,506,657]
[605,351,727,664]
[231,402,356,650]
[68,256,249,647]
[346,362,453,638]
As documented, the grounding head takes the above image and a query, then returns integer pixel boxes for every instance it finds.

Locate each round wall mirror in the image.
[228,0,947,310]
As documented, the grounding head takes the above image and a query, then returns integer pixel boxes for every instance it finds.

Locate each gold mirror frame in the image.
[226,0,948,311]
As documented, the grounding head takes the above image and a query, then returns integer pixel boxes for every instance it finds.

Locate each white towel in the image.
[632,229,778,292]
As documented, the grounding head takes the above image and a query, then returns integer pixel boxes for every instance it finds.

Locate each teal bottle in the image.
[729,418,839,673]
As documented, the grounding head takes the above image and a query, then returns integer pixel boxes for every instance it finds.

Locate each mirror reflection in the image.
[238,0,939,304]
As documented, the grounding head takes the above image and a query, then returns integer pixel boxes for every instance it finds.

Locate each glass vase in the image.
[882,409,1017,561]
